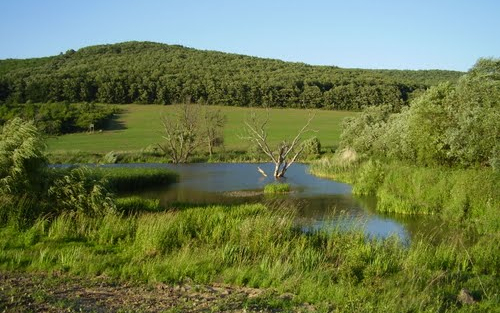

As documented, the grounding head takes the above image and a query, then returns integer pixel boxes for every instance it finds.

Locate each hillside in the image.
[0,41,462,109]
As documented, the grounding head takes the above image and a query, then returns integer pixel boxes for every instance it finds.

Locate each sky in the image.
[0,0,498,71]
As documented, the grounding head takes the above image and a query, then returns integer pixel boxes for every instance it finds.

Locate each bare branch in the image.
[244,110,316,178]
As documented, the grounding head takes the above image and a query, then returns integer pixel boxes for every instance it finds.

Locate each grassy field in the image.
[46,104,357,153]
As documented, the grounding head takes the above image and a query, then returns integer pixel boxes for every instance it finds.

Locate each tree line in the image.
[0,102,118,135]
[0,41,462,110]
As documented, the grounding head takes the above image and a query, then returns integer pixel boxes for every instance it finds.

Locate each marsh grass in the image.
[263,183,291,194]
[90,167,179,192]
[51,166,179,193]
[0,202,498,311]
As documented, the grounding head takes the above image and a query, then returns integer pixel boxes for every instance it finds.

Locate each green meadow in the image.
[46,104,356,154]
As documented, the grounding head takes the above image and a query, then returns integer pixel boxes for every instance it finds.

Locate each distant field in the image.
[46,105,357,153]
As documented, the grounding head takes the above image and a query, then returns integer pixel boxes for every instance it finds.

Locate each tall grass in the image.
[89,167,179,192]
[311,156,500,233]
[0,203,498,311]
[51,166,179,193]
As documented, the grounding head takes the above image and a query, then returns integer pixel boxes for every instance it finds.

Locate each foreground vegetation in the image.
[1,203,498,312]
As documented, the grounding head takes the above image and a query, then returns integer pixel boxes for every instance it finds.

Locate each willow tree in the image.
[244,111,315,178]
[0,118,48,196]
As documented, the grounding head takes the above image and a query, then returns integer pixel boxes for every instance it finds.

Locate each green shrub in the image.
[101,151,119,164]
[0,118,48,196]
[301,137,321,158]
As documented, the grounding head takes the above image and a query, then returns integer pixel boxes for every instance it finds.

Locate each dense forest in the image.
[0,41,462,110]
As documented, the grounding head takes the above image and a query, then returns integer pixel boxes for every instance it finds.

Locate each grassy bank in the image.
[310,157,500,233]
[46,104,356,154]
[1,203,498,312]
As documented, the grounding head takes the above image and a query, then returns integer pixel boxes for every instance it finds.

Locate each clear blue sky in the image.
[0,0,498,71]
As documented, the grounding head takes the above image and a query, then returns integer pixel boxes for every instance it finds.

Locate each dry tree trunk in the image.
[244,111,315,178]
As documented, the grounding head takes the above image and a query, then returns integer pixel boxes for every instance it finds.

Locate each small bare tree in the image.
[244,111,315,178]
[159,103,201,163]
[159,103,226,163]
[201,106,226,157]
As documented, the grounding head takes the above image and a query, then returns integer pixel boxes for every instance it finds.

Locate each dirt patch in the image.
[0,271,316,312]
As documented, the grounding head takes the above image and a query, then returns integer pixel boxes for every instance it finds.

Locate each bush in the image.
[301,137,321,158]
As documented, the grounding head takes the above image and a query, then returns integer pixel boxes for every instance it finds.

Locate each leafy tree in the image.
[338,58,500,168]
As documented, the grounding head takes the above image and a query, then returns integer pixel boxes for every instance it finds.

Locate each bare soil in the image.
[0,271,316,312]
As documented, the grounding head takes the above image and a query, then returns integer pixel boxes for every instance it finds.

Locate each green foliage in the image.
[0,102,119,135]
[101,151,118,164]
[69,166,178,193]
[339,105,392,156]
[340,58,500,168]
[352,159,384,196]
[0,118,48,196]
[0,41,461,110]
[300,136,321,158]
[313,157,500,232]
[263,183,290,194]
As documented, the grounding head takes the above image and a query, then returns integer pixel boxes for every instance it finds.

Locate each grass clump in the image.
[115,196,162,214]
[263,183,290,194]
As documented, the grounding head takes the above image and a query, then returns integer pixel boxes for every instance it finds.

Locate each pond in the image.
[110,163,444,242]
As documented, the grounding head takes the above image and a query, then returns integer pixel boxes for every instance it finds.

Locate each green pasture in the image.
[46,105,356,153]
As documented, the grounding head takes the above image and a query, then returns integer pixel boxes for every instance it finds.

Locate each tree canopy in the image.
[0,41,462,110]
[339,58,500,169]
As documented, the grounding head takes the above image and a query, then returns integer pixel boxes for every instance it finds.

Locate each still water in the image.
[107,163,443,242]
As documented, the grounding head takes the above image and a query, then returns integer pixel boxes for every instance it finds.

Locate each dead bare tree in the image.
[159,103,226,163]
[159,103,201,163]
[244,111,316,178]
[201,106,226,157]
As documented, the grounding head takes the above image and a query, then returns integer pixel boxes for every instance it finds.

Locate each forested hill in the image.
[0,41,463,109]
